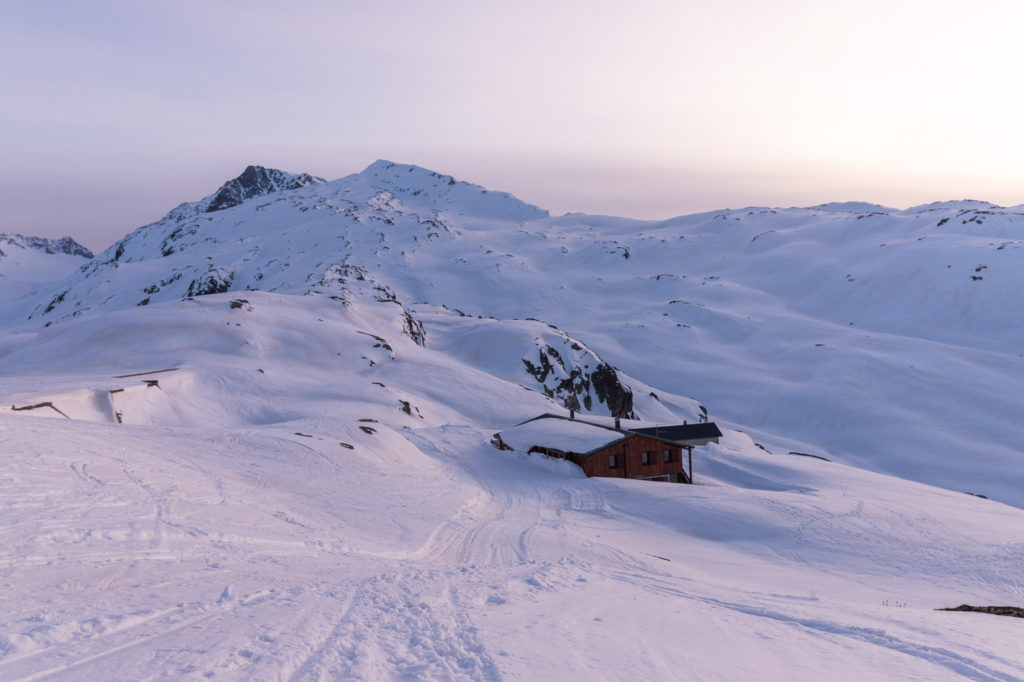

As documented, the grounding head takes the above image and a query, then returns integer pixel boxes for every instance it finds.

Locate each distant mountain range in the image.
[0,232,93,259]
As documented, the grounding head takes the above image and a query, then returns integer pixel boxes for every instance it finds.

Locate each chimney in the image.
[615,418,621,430]
[569,409,575,420]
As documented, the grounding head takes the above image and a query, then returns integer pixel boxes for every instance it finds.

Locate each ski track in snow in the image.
[2,417,1024,680]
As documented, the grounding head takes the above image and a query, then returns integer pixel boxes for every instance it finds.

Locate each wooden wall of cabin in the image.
[583,436,688,481]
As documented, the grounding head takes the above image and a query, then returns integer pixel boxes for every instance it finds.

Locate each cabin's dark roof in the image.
[630,423,723,443]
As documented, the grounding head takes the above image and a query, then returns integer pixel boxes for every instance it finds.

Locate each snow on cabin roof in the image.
[498,414,723,455]
[499,418,624,455]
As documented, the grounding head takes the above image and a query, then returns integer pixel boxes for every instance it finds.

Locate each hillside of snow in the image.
[13,161,1024,505]
[2,163,1024,680]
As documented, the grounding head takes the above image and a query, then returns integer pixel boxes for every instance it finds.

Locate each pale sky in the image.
[3,0,1024,251]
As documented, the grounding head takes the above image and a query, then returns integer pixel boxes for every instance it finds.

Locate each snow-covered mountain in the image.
[13,161,1024,503]
[2,163,1024,680]
[0,233,93,259]
[0,232,93,325]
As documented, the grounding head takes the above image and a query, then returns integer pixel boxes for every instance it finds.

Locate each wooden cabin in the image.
[494,413,722,483]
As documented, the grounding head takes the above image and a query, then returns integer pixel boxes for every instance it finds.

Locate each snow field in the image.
[3,408,1024,680]
[0,294,1021,679]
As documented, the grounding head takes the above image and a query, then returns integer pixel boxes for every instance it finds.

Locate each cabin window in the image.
[663,449,672,463]
[609,454,618,468]
[642,451,652,465]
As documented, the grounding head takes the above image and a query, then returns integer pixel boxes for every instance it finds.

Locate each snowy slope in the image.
[2,292,1023,680]
[3,163,1024,680]
[12,161,1024,505]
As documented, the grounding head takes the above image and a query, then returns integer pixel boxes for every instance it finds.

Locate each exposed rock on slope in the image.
[938,605,1024,619]
[311,263,426,346]
[521,332,635,419]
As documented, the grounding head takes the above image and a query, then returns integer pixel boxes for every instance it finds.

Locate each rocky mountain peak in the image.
[205,165,325,213]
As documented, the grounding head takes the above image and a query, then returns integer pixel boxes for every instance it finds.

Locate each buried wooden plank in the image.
[10,402,71,419]
[937,605,1024,619]
[111,368,180,379]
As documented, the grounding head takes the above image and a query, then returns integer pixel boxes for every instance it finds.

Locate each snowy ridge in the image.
[350,160,549,221]
[808,201,896,214]
[0,232,93,259]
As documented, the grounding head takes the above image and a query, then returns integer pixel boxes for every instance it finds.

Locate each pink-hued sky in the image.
[3,0,1023,251]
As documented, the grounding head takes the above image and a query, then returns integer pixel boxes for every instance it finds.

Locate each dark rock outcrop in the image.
[206,166,324,213]
[184,266,234,297]
[591,363,635,419]
[937,604,1024,618]
[521,339,636,420]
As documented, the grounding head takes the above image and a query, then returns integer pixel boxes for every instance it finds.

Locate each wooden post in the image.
[687,446,693,484]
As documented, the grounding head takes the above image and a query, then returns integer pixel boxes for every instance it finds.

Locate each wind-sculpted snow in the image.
[313,263,426,346]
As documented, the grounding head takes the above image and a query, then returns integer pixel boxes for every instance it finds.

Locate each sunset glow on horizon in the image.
[3,0,1023,250]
